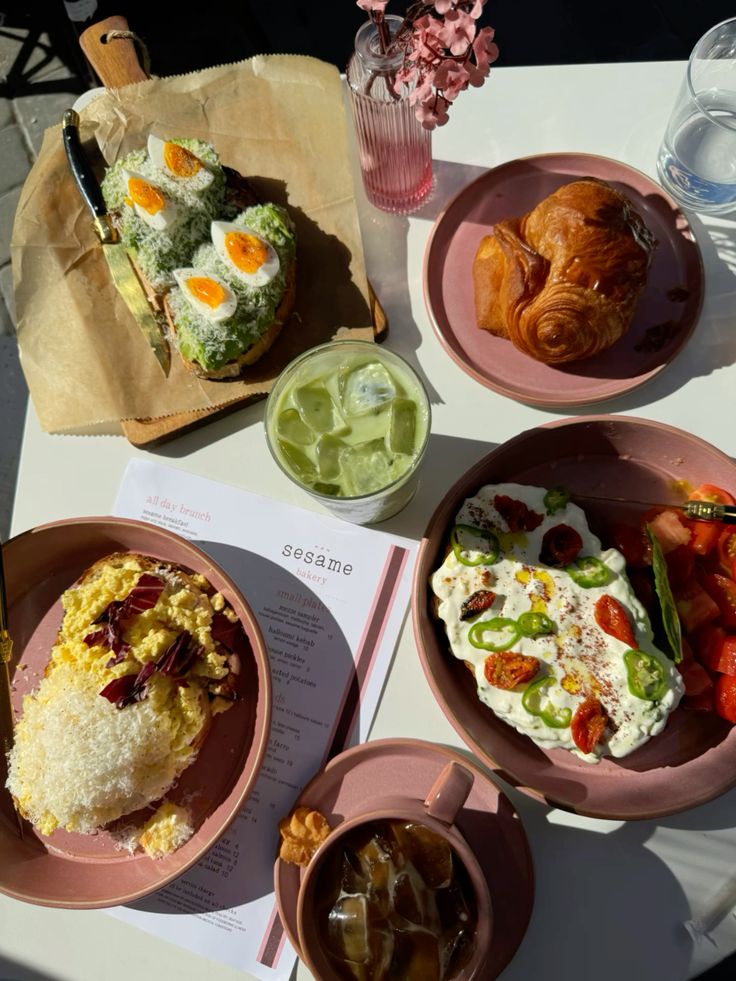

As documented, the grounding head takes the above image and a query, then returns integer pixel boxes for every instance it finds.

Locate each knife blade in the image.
[0,543,24,838]
[573,494,736,524]
[62,109,171,375]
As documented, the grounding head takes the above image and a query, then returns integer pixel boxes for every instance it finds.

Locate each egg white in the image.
[122,169,179,231]
[147,135,214,190]
[173,268,237,323]
[211,221,280,288]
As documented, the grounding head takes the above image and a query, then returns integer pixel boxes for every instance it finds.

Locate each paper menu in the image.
[109,459,417,980]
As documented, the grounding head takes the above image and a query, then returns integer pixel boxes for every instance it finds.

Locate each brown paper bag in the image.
[11,55,374,435]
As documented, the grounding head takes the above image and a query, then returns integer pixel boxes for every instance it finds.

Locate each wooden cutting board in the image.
[78,16,387,448]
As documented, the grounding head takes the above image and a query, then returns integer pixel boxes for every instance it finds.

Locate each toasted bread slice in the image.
[163,253,296,380]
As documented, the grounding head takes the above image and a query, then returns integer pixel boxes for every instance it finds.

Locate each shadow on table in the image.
[0,955,55,981]
[450,747,734,981]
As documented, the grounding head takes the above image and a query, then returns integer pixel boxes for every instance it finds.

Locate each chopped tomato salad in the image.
[622,483,736,724]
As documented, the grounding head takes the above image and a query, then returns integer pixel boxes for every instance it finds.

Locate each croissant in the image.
[473,178,656,364]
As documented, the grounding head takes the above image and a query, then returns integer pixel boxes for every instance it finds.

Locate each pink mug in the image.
[295,761,493,980]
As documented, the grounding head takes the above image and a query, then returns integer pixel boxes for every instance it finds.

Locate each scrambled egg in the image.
[6,553,238,850]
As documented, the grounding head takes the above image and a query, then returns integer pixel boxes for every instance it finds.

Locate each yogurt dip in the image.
[430,482,683,762]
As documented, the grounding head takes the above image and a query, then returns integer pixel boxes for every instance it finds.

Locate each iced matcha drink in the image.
[266,341,430,524]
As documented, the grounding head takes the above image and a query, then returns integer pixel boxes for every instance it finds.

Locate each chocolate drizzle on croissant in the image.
[473,178,657,364]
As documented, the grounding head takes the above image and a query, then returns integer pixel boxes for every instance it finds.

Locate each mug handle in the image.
[423,761,474,826]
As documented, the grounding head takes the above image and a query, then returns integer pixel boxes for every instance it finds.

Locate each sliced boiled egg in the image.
[211,221,280,288]
[122,170,179,231]
[147,135,214,189]
[173,268,237,322]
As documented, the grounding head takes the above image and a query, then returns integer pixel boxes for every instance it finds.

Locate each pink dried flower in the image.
[356,0,389,11]
[355,0,498,129]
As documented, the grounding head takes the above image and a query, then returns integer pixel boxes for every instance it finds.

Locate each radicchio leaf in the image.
[100,660,158,709]
[211,612,251,660]
[85,573,165,660]
[156,631,203,678]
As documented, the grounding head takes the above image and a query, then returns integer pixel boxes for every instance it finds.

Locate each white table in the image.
[4,60,736,981]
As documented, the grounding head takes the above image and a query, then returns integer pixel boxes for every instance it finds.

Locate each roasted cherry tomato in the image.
[459,589,496,622]
[717,528,736,580]
[571,696,608,754]
[594,594,636,648]
[493,495,544,533]
[687,485,736,556]
[714,674,736,723]
[700,573,736,630]
[483,651,539,690]
[539,524,583,568]
[675,579,720,634]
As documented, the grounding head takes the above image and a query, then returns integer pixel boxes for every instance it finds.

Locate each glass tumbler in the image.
[657,17,736,214]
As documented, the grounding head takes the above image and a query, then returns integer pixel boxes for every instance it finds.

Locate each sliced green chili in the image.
[624,649,667,701]
[521,676,571,728]
[566,555,609,588]
[543,485,571,516]
[517,611,556,637]
[451,524,500,567]
[468,617,520,652]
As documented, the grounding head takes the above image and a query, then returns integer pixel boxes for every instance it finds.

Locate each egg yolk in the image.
[225,231,268,273]
[186,276,227,309]
[164,142,202,178]
[128,177,166,215]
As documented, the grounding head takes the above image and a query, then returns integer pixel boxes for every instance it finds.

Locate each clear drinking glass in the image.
[347,15,433,215]
[265,340,431,525]
[657,17,736,214]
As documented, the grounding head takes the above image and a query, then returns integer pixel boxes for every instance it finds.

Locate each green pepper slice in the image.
[566,555,609,588]
[521,676,572,728]
[468,617,520,652]
[517,611,556,637]
[451,524,500,567]
[624,649,668,701]
[543,485,571,516]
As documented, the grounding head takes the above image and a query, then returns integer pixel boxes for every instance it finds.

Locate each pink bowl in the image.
[0,516,271,908]
[412,415,736,820]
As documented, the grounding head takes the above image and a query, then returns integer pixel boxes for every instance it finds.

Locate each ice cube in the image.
[402,823,453,889]
[326,894,370,964]
[278,440,316,483]
[294,383,341,433]
[386,398,417,455]
[391,869,424,925]
[390,929,441,981]
[313,482,341,497]
[340,361,397,417]
[342,439,397,496]
[316,434,345,480]
[276,408,315,446]
[340,851,368,896]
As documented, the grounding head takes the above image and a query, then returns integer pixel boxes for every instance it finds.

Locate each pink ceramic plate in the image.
[0,517,271,909]
[274,738,534,979]
[413,416,736,820]
[423,153,704,407]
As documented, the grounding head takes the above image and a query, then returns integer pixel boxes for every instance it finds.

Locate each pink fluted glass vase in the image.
[347,15,433,215]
